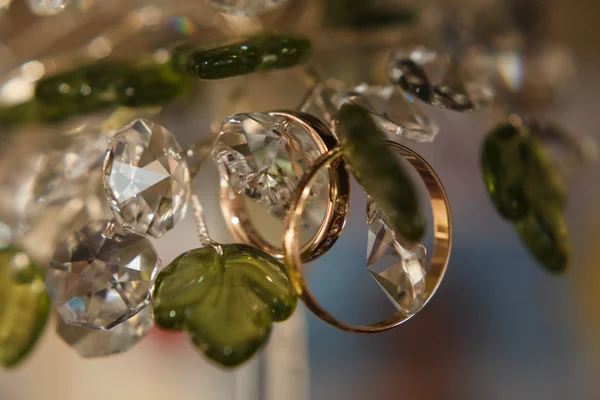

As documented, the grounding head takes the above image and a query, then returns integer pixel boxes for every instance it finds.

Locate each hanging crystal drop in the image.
[0,247,50,368]
[366,199,427,314]
[26,0,70,16]
[45,220,160,330]
[345,83,439,143]
[212,112,324,217]
[103,119,191,238]
[300,79,347,130]
[387,47,494,112]
[205,0,290,16]
[56,304,153,358]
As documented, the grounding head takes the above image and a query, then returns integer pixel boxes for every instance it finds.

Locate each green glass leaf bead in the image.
[181,34,311,80]
[0,247,50,368]
[481,123,530,221]
[522,136,566,209]
[35,62,126,115]
[515,207,571,274]
[153,244,297,367]
[336,103,425,242]
[118,63,190,107]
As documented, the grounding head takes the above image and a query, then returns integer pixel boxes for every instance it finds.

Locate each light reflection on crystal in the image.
[366,199,426,314]
[103,119,190,238]
[205,0,290,16]
[26,0,70,16]
[46,220,160,330]
[56,304,153,358]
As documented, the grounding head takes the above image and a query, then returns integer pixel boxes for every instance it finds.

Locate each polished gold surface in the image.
[219,110,350,262]
[283,142,452,334]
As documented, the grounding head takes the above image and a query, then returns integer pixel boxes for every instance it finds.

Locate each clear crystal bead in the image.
[205,0,290,16]
[45,220,160,330]
[23,132,114,263]
[300,79,347,130]
[56,304,153,358]
[103,119,191,238]
[346,84,439,143]
[26,0,69,16]
[366,200,427,314]
[387,47,495,112]
[212,112,324,217]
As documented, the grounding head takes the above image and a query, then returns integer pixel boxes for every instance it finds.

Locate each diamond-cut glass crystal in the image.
[205,0,290,16]
[56,304,153,358]
[46,220,160,330]
[103,119,190,238]
[366,200,427,314]
[387,47,494,112]
[346,83,439,143]
[212,112,323,217]
[300,79,347,130]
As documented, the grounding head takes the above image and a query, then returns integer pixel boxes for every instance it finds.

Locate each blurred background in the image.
[0,0,599,399]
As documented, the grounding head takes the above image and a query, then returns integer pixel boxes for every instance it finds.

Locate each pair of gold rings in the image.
[218,110,452,334]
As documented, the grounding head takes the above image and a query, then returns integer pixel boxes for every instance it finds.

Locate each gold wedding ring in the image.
[283,142,452,334]
[219,110,350,263]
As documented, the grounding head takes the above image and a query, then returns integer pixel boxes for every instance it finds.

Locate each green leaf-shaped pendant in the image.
[177,33,311,80]
[0,248,50,368]
[336,103,425,242]
[153,244,297,367]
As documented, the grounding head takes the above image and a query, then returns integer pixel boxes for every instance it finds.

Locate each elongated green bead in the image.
[481,124,530,221]
[181,34,311,80]
[153,244,297,367]
[35,62,126,115]
[516,207,571,274]
[118,63,190,107]
[0,248,50,368]
[336,103,425,242]
[522,136,566,208]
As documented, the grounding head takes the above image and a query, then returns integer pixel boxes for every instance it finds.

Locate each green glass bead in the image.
[118,63,190,107]
[481,123,530,221]
[153,244,297,367]
[0,101,41,127]
[35,62,126,115]
[522,136,566,209]
[181,34,311,80]
[336,103,425,242]
[0,247,50,368]
[516,207,571,274]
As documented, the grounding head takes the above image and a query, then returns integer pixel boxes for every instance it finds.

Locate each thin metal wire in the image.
[190,193,222,254]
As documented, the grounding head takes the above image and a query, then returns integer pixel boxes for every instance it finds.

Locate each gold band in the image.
[283,142,452,334]
[219,110,350,263]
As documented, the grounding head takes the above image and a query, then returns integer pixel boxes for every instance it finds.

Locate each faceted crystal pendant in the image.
[103,119,191,238]
[366,200,427,314]
[212,112,324,217]
[387,47,494,112]
[300,79,347,130]
[46,220,160,330]
[205,0,290,16]
[56,304,153,358]
[345,83,439,143]
[26,0,69,16]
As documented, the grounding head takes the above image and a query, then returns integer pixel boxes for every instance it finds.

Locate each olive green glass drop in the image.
[516,207,571,274]
[522,136,566,208]
[0,248,50,368]
[336,103,425,242]
[181,34,311,80]
[481,124,530,221]
[153,244,297,367]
